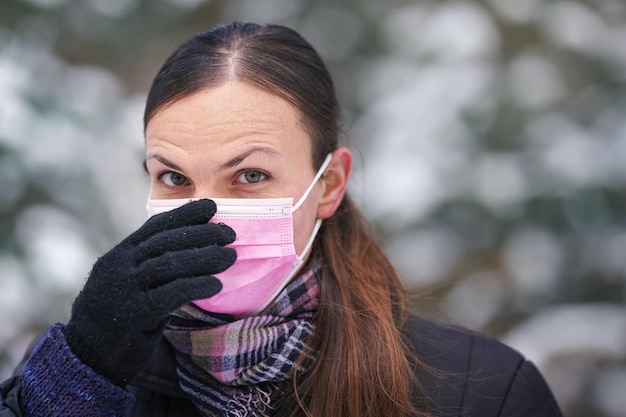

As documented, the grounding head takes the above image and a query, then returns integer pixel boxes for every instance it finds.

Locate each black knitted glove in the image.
[63,199,236,386]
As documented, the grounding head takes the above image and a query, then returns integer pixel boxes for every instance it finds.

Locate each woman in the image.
[0,22,562,417]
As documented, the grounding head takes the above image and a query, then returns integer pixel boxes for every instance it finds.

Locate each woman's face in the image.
[145,81,324,254]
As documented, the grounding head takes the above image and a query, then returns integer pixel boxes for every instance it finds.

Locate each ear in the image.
[316,146,352,219]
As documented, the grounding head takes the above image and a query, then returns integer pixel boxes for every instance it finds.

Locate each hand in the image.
[63,199,236,386]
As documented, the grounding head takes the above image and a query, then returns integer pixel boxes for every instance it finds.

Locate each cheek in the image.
[148,182,162,199]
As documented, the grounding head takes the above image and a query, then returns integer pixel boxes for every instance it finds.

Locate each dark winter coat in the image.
[0,314,562,416]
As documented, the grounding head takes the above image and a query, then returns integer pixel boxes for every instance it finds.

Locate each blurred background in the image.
[1,0,625,415]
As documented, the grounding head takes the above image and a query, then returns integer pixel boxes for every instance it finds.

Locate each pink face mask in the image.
[146,154,332,317]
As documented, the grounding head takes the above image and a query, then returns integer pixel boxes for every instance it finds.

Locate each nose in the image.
[190,183,229,200]
[191,190,218,200]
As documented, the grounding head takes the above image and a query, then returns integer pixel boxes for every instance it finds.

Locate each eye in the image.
[160,171,189,187]
[237,169,267,184]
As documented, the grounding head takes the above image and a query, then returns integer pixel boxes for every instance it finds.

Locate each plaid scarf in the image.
[163,268,319,417]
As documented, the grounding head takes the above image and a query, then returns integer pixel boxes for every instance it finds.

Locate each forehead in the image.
[145,81,313,162]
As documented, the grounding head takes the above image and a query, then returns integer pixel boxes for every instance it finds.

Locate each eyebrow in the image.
[145,154,184,172]
[144,147,281,173]
[218,147,281,171]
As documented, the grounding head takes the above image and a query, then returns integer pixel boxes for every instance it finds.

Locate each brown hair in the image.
[144,22,426,417]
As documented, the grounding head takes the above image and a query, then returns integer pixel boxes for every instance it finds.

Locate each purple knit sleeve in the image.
[21,323,134,417]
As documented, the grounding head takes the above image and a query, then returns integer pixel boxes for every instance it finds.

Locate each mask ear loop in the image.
[291,153,333,260]
[291,153,334,212]
[296,218,323,260]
